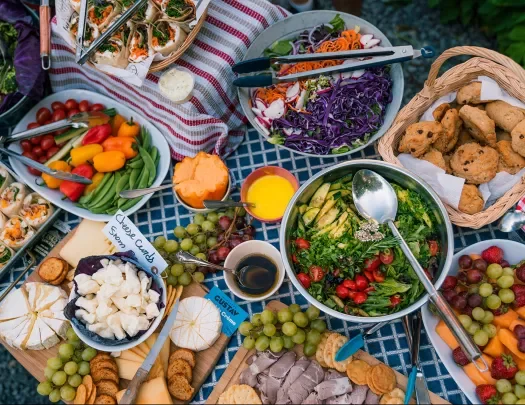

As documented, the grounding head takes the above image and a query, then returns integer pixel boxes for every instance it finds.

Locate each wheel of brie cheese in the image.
[169,296,222,352]
[0,282,68,350]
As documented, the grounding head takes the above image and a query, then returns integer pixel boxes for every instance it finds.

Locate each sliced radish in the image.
[286,82,300,100]
[255,98,267,111]
[263,99,286,119]
[255,116,271,135]
[351,69,365,78]
[295,89,307,110]
[283,127,294,136]
[365,38,381,49]
[251,107,264,118]
[360,34,373,47]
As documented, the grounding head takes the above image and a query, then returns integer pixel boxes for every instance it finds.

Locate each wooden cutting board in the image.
[206,300,450,405]
[0,221,231,403]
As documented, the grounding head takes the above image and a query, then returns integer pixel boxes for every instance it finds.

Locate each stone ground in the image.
[0,0,496,403]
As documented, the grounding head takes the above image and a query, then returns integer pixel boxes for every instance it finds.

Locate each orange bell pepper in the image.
[112,114,126,137]
[42,161,72,189]
[117,117,140,138]
[93,151,126,172]
[101,137,138,159]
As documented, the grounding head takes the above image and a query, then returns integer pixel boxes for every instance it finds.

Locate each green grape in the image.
[66,328,79,342]
[472,307,486,321]
[303,342,317,357]
[193,271,205,283]
[305,306,320,321]
[47,357,63,371]
[37,381,54,396]
[167,275,178,286]
[283,335,294,349]
[78,362,90,376]
[194,214,206,225]
[44,367,55,381]
[58,343,74,360]
[292,329,306,344]
[293,312,309,328]
[153,236,166,249]
[239,321,254,336]
[263,324,277,337]
[498,379,514,394]
[159,249,169,259]
[502,392,518,404]
[487,263,503,279]
[171,264,184,277]
[190,245,200,255]
[479,283,493,297]
[468,285,479,295]
[68,374,82,388]
[487,294,502,310]
[252,314,262,327]
[207,236,218,248]
[187,223,200,235]
[184,263,197,271]
[202,220,215,232]
[306,329,321,345]
[277,309,293,323]
[499,288,516,304]
[164,240,179,253]
[517,371,525,386]
[503,267,515,277]
[255,336,270,351]
[49,389,61,403]
[207,212,219,223]
[498,275,515,289]
[174,226,187,239]
[289,304,301,314]
[60,385,76,402]
[180,238,193,251]
[310,319,327,333]
[468,322,481,335]
[178,272,192,286]
[261,309,275,325]
[481,311,494,325]
[225,209,235,219]
[243,336,255,350]
[483,324,497,338]
[270,336,284,352]
[52,370,67,386]
[458,315,473,329]
[196,253,207,261]
[473,330,489,346]
[64,361,79,376]
[237,207,247,216]
[517,399,525,404]
[217,211,227,219]
[194,233,206,244]
[515,385,525,399]
[198,243,207,252]
[72,353,82,363]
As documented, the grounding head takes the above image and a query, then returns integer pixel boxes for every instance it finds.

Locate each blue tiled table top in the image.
[1,128,510,404]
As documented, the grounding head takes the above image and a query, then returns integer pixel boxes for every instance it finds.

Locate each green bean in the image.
[128,159,144,169]
[139,146,156,186]
[90,173,120,210]
[88,174,115,207]
[119,197,142,212]
[116,173,130,195]
[129,168,141,189]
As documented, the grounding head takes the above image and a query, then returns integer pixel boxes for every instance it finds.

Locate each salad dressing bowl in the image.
[279,160,454,324]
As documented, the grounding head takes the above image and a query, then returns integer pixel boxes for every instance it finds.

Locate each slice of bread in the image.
[94,380,119,399]
[168,374,194,401]
[94,394,116,404]
[167,359,192,382]
[169,348,196,368]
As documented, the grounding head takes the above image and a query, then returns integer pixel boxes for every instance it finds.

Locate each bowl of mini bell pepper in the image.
[8,89,171,221]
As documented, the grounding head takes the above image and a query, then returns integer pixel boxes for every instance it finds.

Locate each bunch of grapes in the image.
[36,327,97,403]
[239,305,326,357]
[154,208,255,287]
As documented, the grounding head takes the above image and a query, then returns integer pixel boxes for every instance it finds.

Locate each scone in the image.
[450,143,499,184]
[433,108,461,152]
[497,129,512,142]
[433,103,450,121]
[458,184,484,215]
[459,105,496,146]
[486,100,525,133]
[456,81,484,105]
[421,148,447,172]
[456,129,475,147]
[398,121,443,157]
[511,119,525,158]
[496,140,525,174]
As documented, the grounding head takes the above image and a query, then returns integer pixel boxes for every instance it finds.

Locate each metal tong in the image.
[232,45,435,87]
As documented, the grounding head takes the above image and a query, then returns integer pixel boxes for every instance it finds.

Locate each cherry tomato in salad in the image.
[90,103,105,112]
[22,151,36,160]
[309,265,325,282]
[27,166,42,176]
[335,285,349,300]
[67,108,80,118]
[363,270,374,282]
[46,146,60,159]
[79,100,90,112]
[295,238,310,250]
[363,255,381,271]
[36,107,52,125]
[40,135,56,151]
[64,99,78,111]
[428,240,439,256]
[372,268,385,283]
[342,279,356,290]
[52,109,67,122]
[389,295,401,307]
[379,248,394,264]
[351,292,367,305]
[32,146,44,157]
[20,140,32,152]
[51,101,66,111]
[27,122,40,130]
[292,254,298,263]
[297,273,311,289]
[355,274,369,291]
[37,155,47,164]
[333,268,340,277]
[30,135,43,145]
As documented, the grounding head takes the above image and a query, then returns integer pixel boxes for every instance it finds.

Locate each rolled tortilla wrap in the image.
[0,166,13,195]
[148,19,187,56]
[0,241,14,268]
[128,24,152,63]
[19,193,54,229]
[92,38,129,68]
[0,216,35,251]
[69,0,80,12]
[161,0,195,22]
[69,14,99,47]
[110,18,134,47]
[88,0,121,31]
[132,1,159,24]
[0,182,26,217]
[0,212,7,229]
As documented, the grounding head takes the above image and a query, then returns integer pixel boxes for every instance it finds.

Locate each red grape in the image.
[472,259,488,272]
[442,289,457,303]
[516,264,525,283]
[218,216,232,231]
[208,250,219,265]
[462,306,474,317]
[458,255,472,269]
[466,269,483,284]
[217,246,231,261]
[518,338,525,353]
[20,140,32,152]
[457,272,467,283]
[242,234,254,241]
[197,266,209,274]
[515,325,525,340]
[467,293,482,308]
[441,275,458,291]
[244,225,255,236]
[235,217,246,229]
[501,260,510,268]
[450,295,467,310]
[229,237,242,249]
[217,233,225,243]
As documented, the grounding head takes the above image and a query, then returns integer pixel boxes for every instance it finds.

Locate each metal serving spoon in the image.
[352,169,486,371]
[498,210,525,232]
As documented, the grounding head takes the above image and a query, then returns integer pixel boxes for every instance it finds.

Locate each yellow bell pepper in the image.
[117,117,140,138]
[70,144,104,167]
[42,161,71,189]
[112,114,126,137]
[83,172,105,196]
[93,151,126,172]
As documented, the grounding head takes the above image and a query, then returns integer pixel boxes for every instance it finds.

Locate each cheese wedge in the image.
[4,316,30,346]
[0,316,28,335]
[116,377,172,404]
[40,316,68,340]
[25,318,44,350]
[35,285,66,312]
[14,314,37,349]
[115,358,142,380]
[138,342,150,356]
[26,283,41,310]
[0,289,30,321]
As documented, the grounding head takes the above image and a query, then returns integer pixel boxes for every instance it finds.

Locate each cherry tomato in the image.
[292,254,298,263]
[335,285,349,300]
[51,101,66,111]
[333,268,340,277]
[363,255,381,271]
[46,146,60,159]
[67,108,80,118]
[22,151,36,160]
[373,268,385,283]
[37,155,47,164]
[364,286,375,293]
[379,248,394,264]
[27,122,40,130]
[389,295,401,307]
[295,238,310,250]
[52,109,67,122]
[355,274,369,291]
[309,265,325,282]
[79,100,90,112]
[297,273,311,289]
[351,292,367,305]
[36,107,52,125]
[20,140,32,152]
[40,135,56,151]
[363,270,374,282]
[428,240,439,256]
[32,146,44,157]
[90,103,105,112]
[27,167,42,176]
[64,99,78,111]
[342,279,356,290]
[30,135,44,145]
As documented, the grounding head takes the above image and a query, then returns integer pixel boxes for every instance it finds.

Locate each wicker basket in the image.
[378,46,525,229]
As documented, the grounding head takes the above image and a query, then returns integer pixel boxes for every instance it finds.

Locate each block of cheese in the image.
[119,350,145,362]
[116,377,173,404]
[142,333,170,376]
[130,345,148,358]
[115,358,141,380]
[59,220,116,267]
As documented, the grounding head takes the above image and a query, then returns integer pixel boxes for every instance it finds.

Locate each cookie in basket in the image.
[486,100,525,133]
[456,81,483,105]
[432,103,450,121]
[421,149,448,172]
[398,122,443,157]
[496,140,525,174]
[434,108,461,153]
[458,185,484,215]
[510,120,525,158]
[450,143,499,184]
[459,105,496,146]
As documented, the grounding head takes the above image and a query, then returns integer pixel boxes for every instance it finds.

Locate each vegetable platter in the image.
[422,240,525,405]
[8,89,170,221]
[238,10,403,157]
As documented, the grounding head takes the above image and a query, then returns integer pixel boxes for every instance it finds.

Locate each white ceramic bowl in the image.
[421,239,525,404]
[174,173,232,213]
[223,240,285,302]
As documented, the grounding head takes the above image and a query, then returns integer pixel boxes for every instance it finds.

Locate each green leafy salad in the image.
[291,174,440,316]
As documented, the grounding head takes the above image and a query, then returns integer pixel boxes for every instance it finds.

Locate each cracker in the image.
[232,384,262,404]
[316,333,330,367]
[88,384,97,404]
[91,360,118,375]
[366,369,382,395]
[95,380,119,399]
[369,364,396,394]
[90,353,112,366]
[94,394,116,404]
[331,335,352,372]
[167,359,193,382]
[218,388,234,404]
[74,384,87,405]
[83,375,94,399]
[323,333,340,369]
[92,368,119,385]
[347,359,371,386]
[169,349,196,368]
[388,388,405,399]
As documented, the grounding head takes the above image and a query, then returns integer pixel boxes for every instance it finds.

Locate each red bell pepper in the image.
[59,163,95,202]
[82,123,112,145]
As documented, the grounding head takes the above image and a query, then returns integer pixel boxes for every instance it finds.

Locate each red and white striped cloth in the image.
[49,0,289,160]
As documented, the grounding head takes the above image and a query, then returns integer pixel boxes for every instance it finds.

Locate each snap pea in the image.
[88,174,115,207]
[128,159,144,169]
[106,206,119,215]
[119,197,142,212]
[129,168,141,189]
[89,200,114,214]
[90,172,120,210]
[139,146,156,186]
[79,172,112,205]
[137,167,150,189]
[128,154,142,164]
[116,173,130,195]
[117,197,128,208]
[150,147,158,164]
[142,129,151,151]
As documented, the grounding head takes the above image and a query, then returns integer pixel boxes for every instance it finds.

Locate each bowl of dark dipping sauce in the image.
[224,240,285,302]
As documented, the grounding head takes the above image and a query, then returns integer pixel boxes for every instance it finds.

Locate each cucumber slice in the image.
[303,207,320,226]
[316,198,336,221]
[309,183,331,208]
[298,204,308,215]
[329,183,342,191]
[315,207,339,229]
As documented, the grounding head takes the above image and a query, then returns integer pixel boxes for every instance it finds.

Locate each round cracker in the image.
[331,335,351,372]
[347,359,371,386]
[323,333,340,369]
[370,364,396,394]
[94,394,116,404]
[83,375,94,398]
[74,384,87,405]
[367,370,382,395]
[88,384,97,404]
[232,384,262,405]
[316,332,330,366]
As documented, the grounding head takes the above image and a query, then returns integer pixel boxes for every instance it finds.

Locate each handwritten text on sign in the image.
[103,210,168,272]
